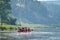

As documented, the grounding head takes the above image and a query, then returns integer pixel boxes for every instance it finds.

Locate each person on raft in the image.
[17,27,21,32]
[17,27,31,32]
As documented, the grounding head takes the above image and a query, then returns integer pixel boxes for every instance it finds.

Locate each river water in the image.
[0,28,60,40]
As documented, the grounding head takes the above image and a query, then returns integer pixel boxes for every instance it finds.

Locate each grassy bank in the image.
[0,23,51,31]
[0,23,18,31]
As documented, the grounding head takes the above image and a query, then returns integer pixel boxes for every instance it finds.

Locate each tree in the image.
[0,0,11,25]
[0,0,17,25]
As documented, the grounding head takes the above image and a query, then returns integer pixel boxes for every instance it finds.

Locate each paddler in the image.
[17,27,21,32]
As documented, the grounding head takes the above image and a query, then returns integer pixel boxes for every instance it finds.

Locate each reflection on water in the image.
[0,28,60,40]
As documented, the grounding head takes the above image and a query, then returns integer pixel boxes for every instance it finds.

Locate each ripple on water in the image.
[0,32,60,40]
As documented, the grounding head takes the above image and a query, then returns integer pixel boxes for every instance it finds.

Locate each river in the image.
[0,28,60,40]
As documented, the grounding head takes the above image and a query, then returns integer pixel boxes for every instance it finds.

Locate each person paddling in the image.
[27,27,30,32]
[17,27,21,32]
[24,27,27,32]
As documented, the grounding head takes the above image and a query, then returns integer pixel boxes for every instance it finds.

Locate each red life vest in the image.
[17,27,21,32]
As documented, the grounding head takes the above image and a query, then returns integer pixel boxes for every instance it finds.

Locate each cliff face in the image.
[11,0,60,25]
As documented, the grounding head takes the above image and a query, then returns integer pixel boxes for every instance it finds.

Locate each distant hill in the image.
[11,0,60,25]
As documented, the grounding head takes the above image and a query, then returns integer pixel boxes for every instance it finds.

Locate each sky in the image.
[37,0,59,1]
[37,0,54,1]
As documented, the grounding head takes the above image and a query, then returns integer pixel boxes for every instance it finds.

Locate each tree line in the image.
[0,0,17,25]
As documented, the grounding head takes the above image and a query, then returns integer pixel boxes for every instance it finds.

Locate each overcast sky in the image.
[36,0,59,1]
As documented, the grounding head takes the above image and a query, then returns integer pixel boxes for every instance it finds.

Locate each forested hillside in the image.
[0,0,17,25]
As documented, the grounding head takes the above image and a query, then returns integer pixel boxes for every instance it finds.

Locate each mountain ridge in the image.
[11,0,60,25]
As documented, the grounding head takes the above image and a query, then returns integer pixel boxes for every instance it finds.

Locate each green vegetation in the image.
[0,0,17,31]
[0,23,18,31]
[0,0,17,25]
[21,23,50,28]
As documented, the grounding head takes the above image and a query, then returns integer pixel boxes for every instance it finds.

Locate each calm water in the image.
[0,28,60,40]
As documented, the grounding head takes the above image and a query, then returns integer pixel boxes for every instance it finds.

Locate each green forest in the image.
[0,0,18,31]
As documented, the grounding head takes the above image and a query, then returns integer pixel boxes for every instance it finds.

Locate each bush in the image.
[10,27,13,30]
[0,27,7,31]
